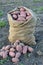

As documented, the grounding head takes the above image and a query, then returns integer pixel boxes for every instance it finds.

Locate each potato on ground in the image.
[12,57,19,63]
[9,51,15,57]
[10,48,15,52]
[5,45,11,50]
[28,46,34,52]
[15,52,21,58]
[2,51,8,59]
[23,46,28,54]
[16,45,22,52]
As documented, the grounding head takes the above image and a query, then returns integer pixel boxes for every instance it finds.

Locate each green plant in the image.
[38,6,43,11]
[0,57,9,65]
[33,0,43,3]
[0,11,3,16]
[0,21,6,27]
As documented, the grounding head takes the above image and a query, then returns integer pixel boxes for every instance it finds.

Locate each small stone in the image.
[37,50,43,56]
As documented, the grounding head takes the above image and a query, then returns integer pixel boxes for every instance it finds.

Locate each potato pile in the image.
[10,7,31,21]
[0,40,34,63]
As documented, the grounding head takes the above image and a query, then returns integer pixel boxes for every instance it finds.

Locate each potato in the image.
[26,16,31,20]
[28,46,34,52]
[20,7,26,11]
[9,51,15,57]
[13,14,17,19]
[15,40,20,43]
[17,16,26,21]
[5,45,11,50]
[14,40,20,47]
[16,45,22,52]
[0,51,3,56]
[26,11,31,16]
[20,11,26,18]
[15,52,21,58]
[1,46,5,51]
[23,46,28,54]
[14,42,18,48]
[12,11,20,14]
[5,50,9,54]
[12,57,19,63]
[2,51,8,59]
[10,48,15,52]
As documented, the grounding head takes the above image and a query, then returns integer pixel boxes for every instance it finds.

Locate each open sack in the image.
[7,6,37,45]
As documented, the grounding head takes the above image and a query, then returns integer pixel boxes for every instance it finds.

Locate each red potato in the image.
[14,40,20,47]
[16,45,22,52]
[12,11,20,14]
[28,46,34,52]
[15,40,20,43]
[20,7,26,11]
[23,46,28,54]
[12,57,19,63]
[2,51,8,59]
[26,11,31,16]
[10,48,15,52]
[14,42,18,48]
[15,52,21,58]
[0,51,3,57]
[20,11,26,18]
[1,46,5,51]
[9,51,15,57]
[5,50,9,54]
[17,16,26,21]
[26,16,31,20]
[12,14,17,19]
[5,45,11,50]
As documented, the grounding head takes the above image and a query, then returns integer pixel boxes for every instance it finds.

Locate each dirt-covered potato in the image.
[15,52,21,58]
[16,45,22,52]
[26,11,31,16]
[23,46,28,54]
[12,14,17,20]
[1,46,5,51]
[10,48,15,52]
[20,7,26,11]
[28,46,34,52]
[2,51,8,59]
[9,51,15,57]
[12,57,19,63]
[14,40,20,47]
[15,40,20,43]
[20,11,26,18]
[17,16,26,21]
[0,51,3,57]
[5,45,11,50]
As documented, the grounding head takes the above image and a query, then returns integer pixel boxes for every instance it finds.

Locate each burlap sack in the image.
[7,6,37,45]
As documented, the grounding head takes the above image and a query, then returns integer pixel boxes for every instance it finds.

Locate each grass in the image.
[0,11,3,16]
[0,20,6,27]
[33,0,43,3]
[0,57,9,65]
[32,6,43,13]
